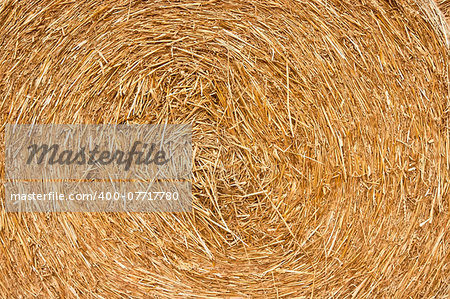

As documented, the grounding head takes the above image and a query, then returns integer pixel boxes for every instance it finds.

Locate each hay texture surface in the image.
[0,0,449,297]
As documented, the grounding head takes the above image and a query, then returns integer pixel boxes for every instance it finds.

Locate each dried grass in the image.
[438,0,450,21]
[0,0,449,297]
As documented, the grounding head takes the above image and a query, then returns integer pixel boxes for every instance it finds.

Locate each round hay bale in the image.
[0,0,449,297]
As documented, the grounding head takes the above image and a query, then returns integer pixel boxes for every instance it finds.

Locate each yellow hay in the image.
[0,0,449,297]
